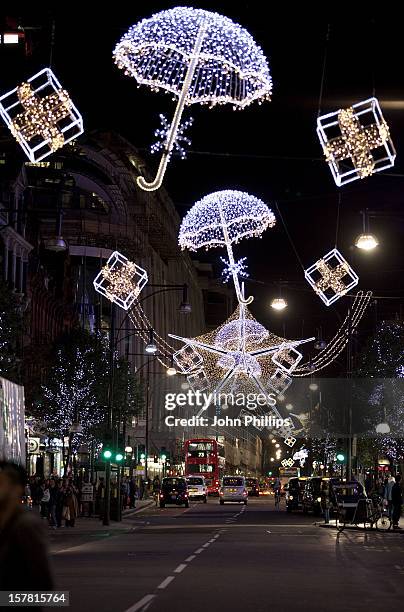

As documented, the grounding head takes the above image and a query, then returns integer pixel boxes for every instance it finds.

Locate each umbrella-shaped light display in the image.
[113,7,272,191]
[178,190,276,304]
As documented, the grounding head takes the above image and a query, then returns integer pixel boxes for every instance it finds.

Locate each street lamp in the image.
[355,210,379,251]
[271,297,287,311]
[166,356,177,376]
[145,329,157,354]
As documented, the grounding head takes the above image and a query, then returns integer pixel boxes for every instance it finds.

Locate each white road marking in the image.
[266,530,271,534]
[185,555,196,562]
[174,563,187,574]
[208,538,216,543]
[124,594,156,612]
[194,548,204,554]
[202,542,211,548]
[158,576,175,590]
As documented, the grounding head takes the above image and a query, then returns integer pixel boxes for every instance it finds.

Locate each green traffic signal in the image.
[140,453,146,460]
[115,452,124,462]
[103,449,112,460]
[268,471,273,476]
[336,452,345,463]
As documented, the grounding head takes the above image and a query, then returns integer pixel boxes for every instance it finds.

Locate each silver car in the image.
[186,476,208,503]
[219,476,248,505]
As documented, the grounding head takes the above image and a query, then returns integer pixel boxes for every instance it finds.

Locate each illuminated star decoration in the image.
[169,303,314,421]
[93,251,148,311]
[151,114,193,160]
[221,256,248,283]
[304,248,359,307]
[317,97,396,186]
[113,7,272,191]
[179,190,276,305]
[0,68,83,163]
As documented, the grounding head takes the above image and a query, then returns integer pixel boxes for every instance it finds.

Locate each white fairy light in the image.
[294,291,372,376]
[0,68,83,163]
[113,7,272,191]
[317,97,396,186]
[179,190,276,304]
[304,248,359,307]
[93,251,148,311]
[151,114,193,160]
[221,256,248,283]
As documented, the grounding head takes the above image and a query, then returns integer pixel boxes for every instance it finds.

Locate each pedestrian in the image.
[321,482,331,524]
[48,479,59,528]
[140,478,146,500]
[384,474,396,519]
[0,461,54,593]
[62,481,79,527]
[40,482,50,519]
[129,477,137,509]
[391,474,403,530]
[55,481,64,527]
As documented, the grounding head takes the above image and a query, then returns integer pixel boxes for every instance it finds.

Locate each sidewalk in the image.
[45,499,154,535]
[318,515,404,533]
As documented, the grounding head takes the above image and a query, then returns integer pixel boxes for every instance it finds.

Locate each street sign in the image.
[28,437,40,454]
[81,483,94,502]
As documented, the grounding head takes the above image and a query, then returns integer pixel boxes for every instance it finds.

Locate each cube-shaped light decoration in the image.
[267,368,293,395]
[305,248,359,307]
[187,369,210,394]
[93,251,148,311]
[281,458,294,468]
[284,436,297,448]
[173,344,203,374]
[0,67,83,163]
[317,97,395,187]
[272,343,303,374]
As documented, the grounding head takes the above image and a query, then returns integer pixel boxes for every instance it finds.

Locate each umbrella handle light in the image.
[137,21,207,192]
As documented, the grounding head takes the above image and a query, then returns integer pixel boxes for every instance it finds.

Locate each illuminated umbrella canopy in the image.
[113,7,272,191]
[178,189,276,304]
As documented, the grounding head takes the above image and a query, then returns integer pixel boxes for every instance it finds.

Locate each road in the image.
[50,497,404,612]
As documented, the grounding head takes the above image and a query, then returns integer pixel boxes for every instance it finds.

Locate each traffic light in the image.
[102,433,124,463]
[103,448,112,460]
[115,451,124,462]
[160,447,170,461]
[137,444,146,462]
[336,452,345,464]
[268,471,273,476]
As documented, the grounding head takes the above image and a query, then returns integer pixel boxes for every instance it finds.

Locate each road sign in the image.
[81,483,94,502]
[28,437,40,454]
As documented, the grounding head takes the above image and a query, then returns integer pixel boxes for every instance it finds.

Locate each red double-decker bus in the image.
[184,438,224,495]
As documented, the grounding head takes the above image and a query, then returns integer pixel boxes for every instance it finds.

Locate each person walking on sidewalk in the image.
[63,481,79,527]
[0,461,54,593]
[321,481,331,524]
[391,474,403,530]
[384,474,396,519]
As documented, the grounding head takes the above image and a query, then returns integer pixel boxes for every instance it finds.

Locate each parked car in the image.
[219,476,248,505]
[245,477,260,497]
[186,476,208,503]
[285,477,308,513]
[159,477,189,508]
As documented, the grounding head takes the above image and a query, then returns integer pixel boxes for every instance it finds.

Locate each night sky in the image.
[2,4,404,351]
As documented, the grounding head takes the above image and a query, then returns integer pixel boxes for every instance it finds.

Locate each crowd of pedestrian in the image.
[27,476,79,528]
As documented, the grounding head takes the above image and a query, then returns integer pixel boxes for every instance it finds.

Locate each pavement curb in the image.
[122,500,155,516]
[318,522,404,534]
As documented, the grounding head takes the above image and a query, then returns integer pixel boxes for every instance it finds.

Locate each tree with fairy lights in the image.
[0,280,21,382]
[356,320,404,471]
[37,329,144,472]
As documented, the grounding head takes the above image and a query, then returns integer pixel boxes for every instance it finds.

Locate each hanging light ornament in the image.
[317,97,396,186]
[304,248,359,307]
[0,68,83,163]
[179,190,276,305]
[355,233,379,251]
[93,251,148,311]
[113,7,272,191]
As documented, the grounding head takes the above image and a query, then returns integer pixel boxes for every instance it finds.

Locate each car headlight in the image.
[317,497,322,502]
